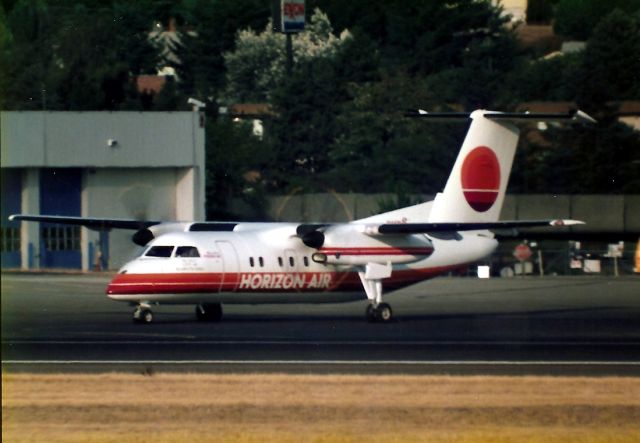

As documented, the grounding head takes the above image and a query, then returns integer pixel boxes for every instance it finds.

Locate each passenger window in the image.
[259,257,264,267]
[249,257,255,267]
[289,257,295,267]
[303,257,309,267]
[145,246,174,258]
[175,246,200,257]
[278,257,283,267]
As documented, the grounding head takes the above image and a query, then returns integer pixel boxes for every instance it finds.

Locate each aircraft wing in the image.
[358,219,584,235]
[8,214,161,231]
[494,230,640,242]
[295,219,584,248]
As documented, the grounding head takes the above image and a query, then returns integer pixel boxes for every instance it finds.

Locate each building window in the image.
[0,227,21,252]
[41,226,80,251]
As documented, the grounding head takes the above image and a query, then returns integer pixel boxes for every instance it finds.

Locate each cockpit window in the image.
[145,246,174,257]
[175,246,200,258]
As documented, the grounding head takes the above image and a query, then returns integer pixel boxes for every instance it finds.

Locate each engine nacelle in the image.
[310,228,434,266]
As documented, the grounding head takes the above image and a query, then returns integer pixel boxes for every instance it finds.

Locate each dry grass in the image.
[3,373,640,442]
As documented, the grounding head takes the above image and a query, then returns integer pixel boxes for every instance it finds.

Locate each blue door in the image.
[1,170,22,268]
[39,169,82,269]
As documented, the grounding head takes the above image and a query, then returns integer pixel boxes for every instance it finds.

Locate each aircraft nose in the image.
[106,272,129,297]
[106,275,119,296]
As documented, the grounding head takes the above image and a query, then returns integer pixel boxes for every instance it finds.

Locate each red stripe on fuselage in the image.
[106,265,467,296]
[318,247,434,256]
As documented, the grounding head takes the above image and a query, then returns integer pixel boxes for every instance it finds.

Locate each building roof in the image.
[135,75,167,95]
[227,103,273,118]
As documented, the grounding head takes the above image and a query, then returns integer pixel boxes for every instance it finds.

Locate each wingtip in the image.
[573,110,597,124]
[550,219,586,227]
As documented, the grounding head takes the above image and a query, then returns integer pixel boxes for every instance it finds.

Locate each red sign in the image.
[283,2,304,18]
[513,243,532,262]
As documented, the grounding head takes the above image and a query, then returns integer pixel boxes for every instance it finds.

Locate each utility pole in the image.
[273,0,305,78]
[285,33,293,77]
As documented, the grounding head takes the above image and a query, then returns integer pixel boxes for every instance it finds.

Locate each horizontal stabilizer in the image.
[405,109,596,124]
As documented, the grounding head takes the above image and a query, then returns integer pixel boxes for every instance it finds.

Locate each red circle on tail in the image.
[461,146,500,212]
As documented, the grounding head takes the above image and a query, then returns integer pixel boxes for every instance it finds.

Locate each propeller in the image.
[296,224,327,249]
[119,185,154,246]
[132,228,154,246]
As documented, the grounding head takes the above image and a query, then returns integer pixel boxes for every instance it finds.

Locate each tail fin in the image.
[429,110,518,223]
[357,109,594,225]
[422,109,596,223]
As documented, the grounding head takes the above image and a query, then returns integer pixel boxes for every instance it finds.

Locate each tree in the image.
[512,120,640,194]
[1,0,57,109]
[310,0,515,76]
[0,7,10,109]
[323,73,465,194]
[52,2,159,110]
[223,8,380,192]
[505,52,583,105]
[2,0,160,111]
[223,8,352,103]
[264,55,346,190]
[169,0,270,106]
[554,0,640,40]
[205,118,271,219]
[576,9,640,110]
[526,0,554,24]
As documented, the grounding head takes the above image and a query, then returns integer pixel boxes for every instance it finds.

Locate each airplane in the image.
[10,109,595,324]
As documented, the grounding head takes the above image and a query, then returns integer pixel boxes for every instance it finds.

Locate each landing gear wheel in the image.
[366,303,393,323]
[366,304,376,322]
[133,307,154,324]
[195,303,223,322]
[376,303,393,322]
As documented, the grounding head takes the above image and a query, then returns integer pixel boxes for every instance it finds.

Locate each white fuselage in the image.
[107,222,497,304]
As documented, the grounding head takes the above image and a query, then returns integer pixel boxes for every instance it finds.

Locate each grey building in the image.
[1,111,205,270]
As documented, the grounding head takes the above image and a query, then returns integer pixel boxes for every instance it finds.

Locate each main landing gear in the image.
[195,303,223,322]
[358,262,394,323]
[366,302,393,323]
[133,303,154,324]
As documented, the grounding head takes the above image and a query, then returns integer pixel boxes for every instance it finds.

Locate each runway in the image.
[2,273,639,375]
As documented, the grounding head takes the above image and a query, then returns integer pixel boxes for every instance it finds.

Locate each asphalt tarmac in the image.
[2,273,639,375]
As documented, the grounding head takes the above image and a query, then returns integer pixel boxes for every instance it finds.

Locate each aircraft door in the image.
[216,241,240,292]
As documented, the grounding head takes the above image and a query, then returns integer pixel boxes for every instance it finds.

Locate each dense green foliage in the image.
[1,0,639,219]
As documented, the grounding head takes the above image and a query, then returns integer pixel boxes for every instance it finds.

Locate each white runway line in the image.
[3,360,640,366]
[3,340,639,346]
